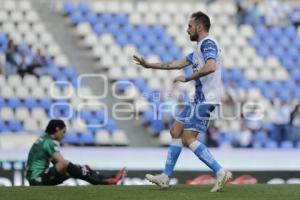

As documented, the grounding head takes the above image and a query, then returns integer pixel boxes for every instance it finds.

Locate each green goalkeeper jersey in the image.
[26,134,60,180]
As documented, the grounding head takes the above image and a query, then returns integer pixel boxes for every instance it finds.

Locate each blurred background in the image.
[0,0,300,186]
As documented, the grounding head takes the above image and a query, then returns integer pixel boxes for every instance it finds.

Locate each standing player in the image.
[133,11,232,192]
[26,119,126,186]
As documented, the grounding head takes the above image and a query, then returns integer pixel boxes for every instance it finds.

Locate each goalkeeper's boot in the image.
[104,167,127,185]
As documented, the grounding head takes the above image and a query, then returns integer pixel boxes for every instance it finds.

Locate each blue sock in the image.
[163,139,183,177]
[189,140,222,173]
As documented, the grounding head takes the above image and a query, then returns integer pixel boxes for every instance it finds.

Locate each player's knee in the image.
[61,160,70,169]
[55,160,70,173]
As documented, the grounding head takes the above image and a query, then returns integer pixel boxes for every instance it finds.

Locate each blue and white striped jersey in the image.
[186,36,223,104]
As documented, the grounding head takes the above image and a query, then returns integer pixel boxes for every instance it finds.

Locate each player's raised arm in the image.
[133,55,190,70]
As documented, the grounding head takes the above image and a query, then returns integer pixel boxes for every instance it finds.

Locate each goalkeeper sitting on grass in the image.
[25,119,126,186]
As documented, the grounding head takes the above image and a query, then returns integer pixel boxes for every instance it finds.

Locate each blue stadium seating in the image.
[115,79,131,92]
[93,111,106,123]
[8,120,23,132]
[133,79,147,93]
[252,141,264,149]
[70,11,84,25]
[85,12,97,25]
[23,98,38,109]
[280,141,294,149]
[7,98,21,109]
[63,2,76,15]
[0,121,8,132]
[58,2,300,147]
[78,2,90,14]
[105,120,118,133]
[63,132,80,144]
[39,98,53,110]
[78,132,94,145]
[151,120,164,135]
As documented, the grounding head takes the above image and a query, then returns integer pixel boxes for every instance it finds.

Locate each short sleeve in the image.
[185,52,193,63]
[200,39,218,62]
[44,140,60,157]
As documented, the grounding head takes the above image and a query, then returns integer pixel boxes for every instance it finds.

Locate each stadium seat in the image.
[23,75,38,88]
[112,130,129,146]
[15,108,30,121]
[19,1,32,12]
[31,87,46,99]
[23,119,40,133]
[26,10,39,22]
[93,111,106,123]
[31,108,47,121]
[150,120,163,135]
[78,132,95,145]
[0,133,38,149]
[7,98,21,109]
[1,87,14,99]
[264,140,278,149]
[125,68,139,79]
[108,67,123,80]
[63,2,76,15]
[38,98,52,110]
[280,141,294,149]
[11,11,23,23]
[8,120,23,132]
[83,33,98,48]
[71,118,87,133]
[0,108,15,121]
[115,79,131,92]
[133,79,147,93]
[0,11,8,23]
[3,0,17,12]
[0,97,5,108]
[95,130,112,145]
[159,130,172,146]
[76,22,92,37]
[7,75,22,88]
[0,120,8,132]
[105,120,118,133]
[252,141,264,149]
[62,132,79,144]
[85,12,97,25]
[70,11,83,25]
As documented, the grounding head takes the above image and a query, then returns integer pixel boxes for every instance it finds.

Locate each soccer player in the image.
[25,119,126,186]
[133,11,232,192]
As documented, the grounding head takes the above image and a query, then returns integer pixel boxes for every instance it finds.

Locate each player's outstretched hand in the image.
[133,55,148,68]
[173,75,187,83]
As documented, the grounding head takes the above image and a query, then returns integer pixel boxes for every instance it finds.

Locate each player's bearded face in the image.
[187,18,198,41]
[189,28,198,41]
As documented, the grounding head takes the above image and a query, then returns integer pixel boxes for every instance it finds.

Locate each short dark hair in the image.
[191,11,211,32]
[45,119,66,135]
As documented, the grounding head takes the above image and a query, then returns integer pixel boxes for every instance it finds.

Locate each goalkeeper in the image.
[25,119,126,186]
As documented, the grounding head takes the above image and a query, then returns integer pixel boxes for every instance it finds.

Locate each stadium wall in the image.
[1,147,300,186]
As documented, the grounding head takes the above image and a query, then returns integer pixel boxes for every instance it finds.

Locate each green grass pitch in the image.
[1,185,300,200]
